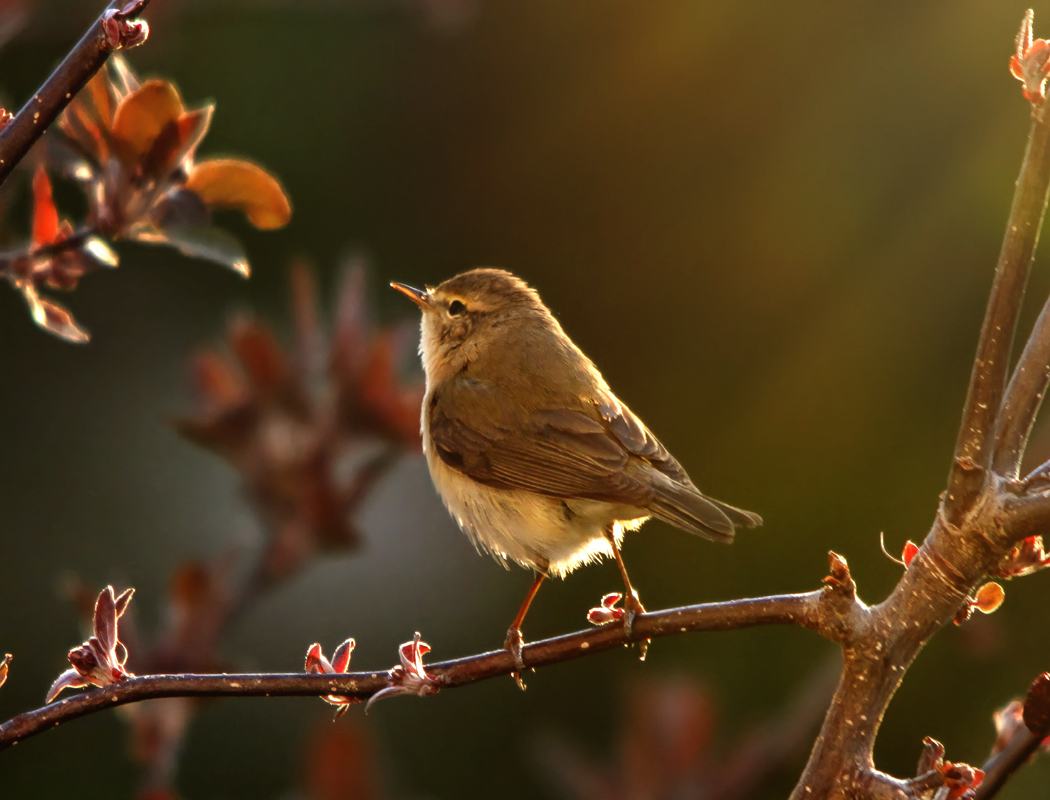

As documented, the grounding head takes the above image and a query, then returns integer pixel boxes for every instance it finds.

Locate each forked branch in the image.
[0,573,866,752]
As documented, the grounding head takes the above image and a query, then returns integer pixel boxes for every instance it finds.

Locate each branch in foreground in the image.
[976,672,1050,799]
[0,0,151,186]
[0,589,853,752]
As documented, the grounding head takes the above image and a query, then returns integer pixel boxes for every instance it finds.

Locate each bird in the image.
[391,268,760,675]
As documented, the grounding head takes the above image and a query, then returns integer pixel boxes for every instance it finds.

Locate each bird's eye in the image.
[448,300,466,316]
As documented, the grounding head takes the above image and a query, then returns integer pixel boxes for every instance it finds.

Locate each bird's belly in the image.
[425,449,645,577]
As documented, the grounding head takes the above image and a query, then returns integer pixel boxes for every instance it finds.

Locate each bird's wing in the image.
[428,379,673,508]
[428,379,761,541]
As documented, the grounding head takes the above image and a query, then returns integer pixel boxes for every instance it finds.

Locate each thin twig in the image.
[946,110,1050,517]
[0,590,847,751]
[975,728,1044,799]
[0,0,152,186]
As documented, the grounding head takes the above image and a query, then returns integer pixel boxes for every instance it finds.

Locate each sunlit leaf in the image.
[112,79,184,162]
[151,187,210,230]
[186,158,292,230]
[109,54,140,98]
[141,224,250,276]
[85,68,114,127]
[22,285,90,343]
[83,236,119,267]
[974,582,1005,614]
[143,105,214,178]
[31,166,60,247]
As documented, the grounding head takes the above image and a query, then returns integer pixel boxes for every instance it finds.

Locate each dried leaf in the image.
[0,653,11,690]
[31,166,60,247]
[186,158,292,230]
[112,80,184,162]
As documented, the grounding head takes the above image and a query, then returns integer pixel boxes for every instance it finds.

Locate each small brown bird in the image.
[392,269,760,670]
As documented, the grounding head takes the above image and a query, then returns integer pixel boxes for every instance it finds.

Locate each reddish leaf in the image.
[143,105,213,178]
[112,79,184,162]
[1024,673,1050,736]
[902,540,920,567]
[230,318,289,398]
[31,166,60,247]
[85,68,114,126]
[304,723,383,800]
[189,349,246,411]
[186,158,292,230]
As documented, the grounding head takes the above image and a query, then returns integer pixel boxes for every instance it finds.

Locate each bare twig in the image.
[975,728,1044,800]
[946,102,1050,517]
[0,0,152,186]
[0,589,859,751]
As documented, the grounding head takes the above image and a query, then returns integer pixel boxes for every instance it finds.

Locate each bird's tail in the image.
[649,481,762,543]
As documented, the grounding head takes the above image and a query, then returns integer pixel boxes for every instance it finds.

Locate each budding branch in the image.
[0,584,851,751]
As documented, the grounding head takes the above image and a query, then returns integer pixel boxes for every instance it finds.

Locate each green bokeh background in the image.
[2,1,1050,797]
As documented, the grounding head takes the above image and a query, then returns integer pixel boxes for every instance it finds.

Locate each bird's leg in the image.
[505,571,545,689]
[603,525,649,660]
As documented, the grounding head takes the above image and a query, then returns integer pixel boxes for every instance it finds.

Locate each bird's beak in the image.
[390,282,433,310]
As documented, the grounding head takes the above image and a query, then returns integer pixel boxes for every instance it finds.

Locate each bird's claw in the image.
[504,627,528,689]
[623,590,649,661]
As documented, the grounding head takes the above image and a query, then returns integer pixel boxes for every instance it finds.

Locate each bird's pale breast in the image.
[422,389,641,576]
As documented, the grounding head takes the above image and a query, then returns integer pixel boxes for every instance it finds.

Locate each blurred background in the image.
[1,0,1050,797]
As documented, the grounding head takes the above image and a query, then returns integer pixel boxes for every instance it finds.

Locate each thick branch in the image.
[0,590,856,752]
[946,111,1050,518]
[0,0,152,186]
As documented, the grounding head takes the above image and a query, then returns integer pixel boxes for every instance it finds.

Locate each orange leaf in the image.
[112,79,184,162]
[85,69,114,127]
[31,166,60,247]
[0,653,10,690]
[974,582,1005,614]
[186,159,292,230]
[143,105,213,178]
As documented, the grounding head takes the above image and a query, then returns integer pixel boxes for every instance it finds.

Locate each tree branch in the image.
[0,588,858,752]
[946,105,1050,518]
[975,728,1044,800]
[0,0,152,187]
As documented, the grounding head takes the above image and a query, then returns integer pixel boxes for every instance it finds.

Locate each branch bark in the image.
[0,0,152,187]
[946,106,1050,518]
[0,587,860,752]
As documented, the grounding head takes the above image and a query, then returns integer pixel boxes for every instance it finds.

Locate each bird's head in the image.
[391,268,551,385]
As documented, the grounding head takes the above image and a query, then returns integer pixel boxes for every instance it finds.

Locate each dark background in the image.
[1,1,1049,797]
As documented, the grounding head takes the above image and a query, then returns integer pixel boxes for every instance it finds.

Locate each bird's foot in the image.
[504,627,528,690]
[623,590,649,661]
